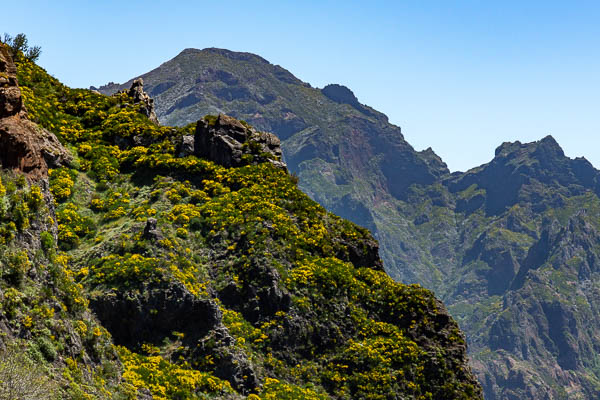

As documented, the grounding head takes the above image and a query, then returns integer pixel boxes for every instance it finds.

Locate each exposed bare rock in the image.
[0,43,23,118]
[177,135,195,157]
[127,78,159,124]
[142,217,163,241]
[194,113,286,169]
[0,43,71,179]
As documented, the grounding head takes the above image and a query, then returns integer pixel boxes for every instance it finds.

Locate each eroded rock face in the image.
[91,280,260,394]
[0,44,22,118]
[90,282,222,348]
[127,78,159,124]
[194,113,286,169]
[0,44,71,179]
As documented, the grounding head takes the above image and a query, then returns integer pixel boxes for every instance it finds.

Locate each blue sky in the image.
[4,1,599,172]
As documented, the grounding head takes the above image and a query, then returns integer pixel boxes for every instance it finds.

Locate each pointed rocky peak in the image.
[537,134,563,152]
[125,78,159,124]
[419,147,450,176]
[489,136,597,186]
[320,83,381,118]
[493,135,564,164]
[447,136,600,215]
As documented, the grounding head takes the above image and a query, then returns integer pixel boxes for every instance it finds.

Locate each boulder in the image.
[194,113,286,170]
[177,135,195,157]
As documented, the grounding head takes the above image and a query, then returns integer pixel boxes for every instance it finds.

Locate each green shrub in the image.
[40,231,54,253]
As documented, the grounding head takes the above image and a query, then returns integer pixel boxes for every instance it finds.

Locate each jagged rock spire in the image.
[127,78,159,124]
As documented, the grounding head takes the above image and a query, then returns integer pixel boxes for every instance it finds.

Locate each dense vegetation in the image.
[106,48,600,399]
[0,47,481,398]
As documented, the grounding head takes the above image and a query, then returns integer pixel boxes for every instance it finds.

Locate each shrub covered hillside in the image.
[1,43,482,399]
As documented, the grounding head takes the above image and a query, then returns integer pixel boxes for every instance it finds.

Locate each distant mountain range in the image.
[99,48,600,399]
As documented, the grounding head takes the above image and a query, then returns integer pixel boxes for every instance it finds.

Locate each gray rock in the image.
[194,113,286,170]
[177,135,195,157]
[124,78,159,125]
[142,218,163,241]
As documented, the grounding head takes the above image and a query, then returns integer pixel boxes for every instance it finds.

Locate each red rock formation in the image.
[0,43,71,179]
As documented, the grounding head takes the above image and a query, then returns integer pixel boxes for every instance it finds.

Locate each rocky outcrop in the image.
[124,78,159,124]
[193,113,286,169]
[90,282,222,348]
[0,43,71,179]
[142,217,163,241]
[0,45,22,118]
[321,84,361,108]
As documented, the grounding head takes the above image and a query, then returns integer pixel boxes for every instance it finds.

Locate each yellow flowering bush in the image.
[118,346,233,400]
[49,168,75,202]
[255,378,327,400]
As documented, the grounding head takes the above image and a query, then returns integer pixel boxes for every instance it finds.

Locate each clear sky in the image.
[4,1,599,172]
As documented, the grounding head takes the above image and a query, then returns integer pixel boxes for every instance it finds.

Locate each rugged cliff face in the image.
[0,43,482,399]
[0,44,71,178]
[99,48,600,399]
[397,137,600,399]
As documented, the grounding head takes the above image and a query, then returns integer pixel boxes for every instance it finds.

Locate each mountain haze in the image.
[100,48,600,399]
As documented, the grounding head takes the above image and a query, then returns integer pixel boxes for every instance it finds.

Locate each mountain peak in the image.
[321,84,360,107]
[539,134,560,146]
[177,47,271,64]
[450,135,599,215]
[536,134,564,155]
[494,135,564,161]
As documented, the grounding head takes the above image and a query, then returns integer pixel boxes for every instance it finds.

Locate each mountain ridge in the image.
[98,47,600,399]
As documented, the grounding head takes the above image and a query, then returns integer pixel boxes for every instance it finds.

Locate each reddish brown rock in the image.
[0,43,23,118]
[0,43,71,179]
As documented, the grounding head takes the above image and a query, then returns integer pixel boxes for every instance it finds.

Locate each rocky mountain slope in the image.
[0,42,482,398]
[1,40,126,399]
[96,48,449,282]
[100,48,600,399]
[409,137,600,399]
